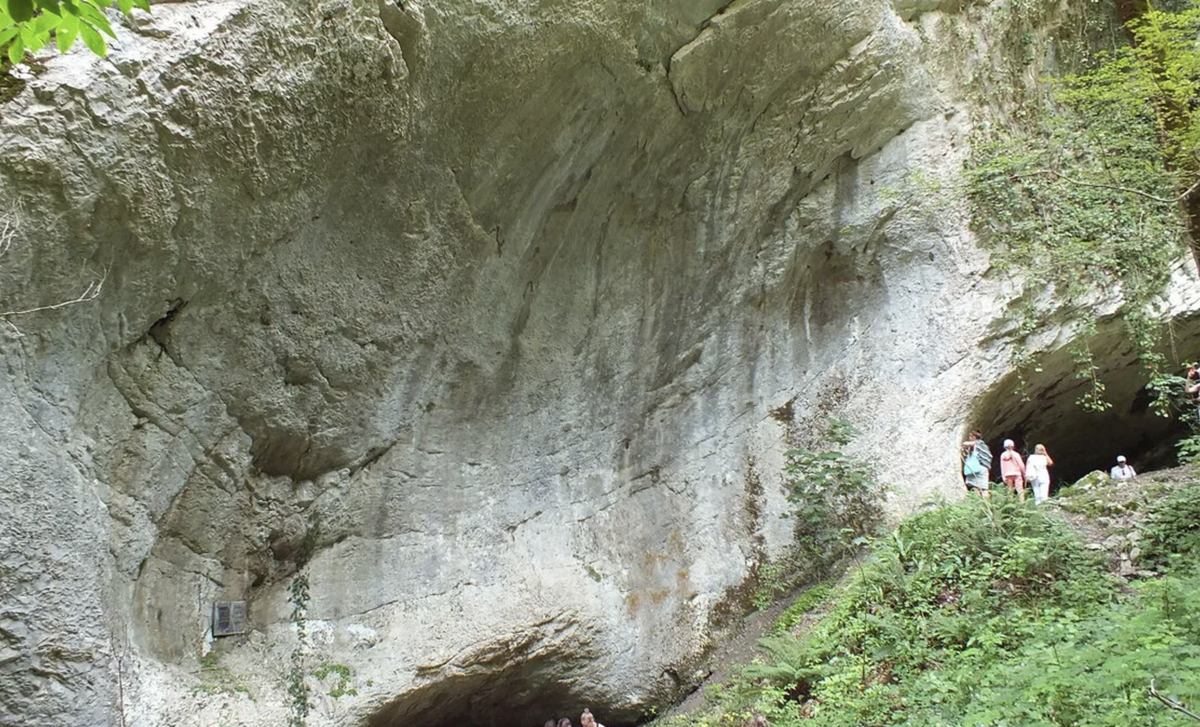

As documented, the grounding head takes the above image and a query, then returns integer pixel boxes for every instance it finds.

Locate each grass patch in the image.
[661,492,1200,727]
[771,584,833,635]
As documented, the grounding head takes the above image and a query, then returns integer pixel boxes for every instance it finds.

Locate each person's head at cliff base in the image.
[1004,439,1015,449]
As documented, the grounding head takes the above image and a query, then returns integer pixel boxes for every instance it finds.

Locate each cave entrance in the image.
[971,314,1200,486]
[365,656,641,727]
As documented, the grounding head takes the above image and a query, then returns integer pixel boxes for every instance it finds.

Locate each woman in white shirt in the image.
[1025,444,1054,504]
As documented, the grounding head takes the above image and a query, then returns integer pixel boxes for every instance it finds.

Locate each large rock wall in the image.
[0,0,1106,725]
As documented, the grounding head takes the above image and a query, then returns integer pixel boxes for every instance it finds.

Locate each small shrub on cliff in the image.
[783,419,883,573]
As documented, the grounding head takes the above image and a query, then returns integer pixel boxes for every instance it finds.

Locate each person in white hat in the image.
[999,439,1026,502]
[1110,456,1136,480]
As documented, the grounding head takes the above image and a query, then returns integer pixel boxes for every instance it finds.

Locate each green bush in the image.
[701,497,1124,727]
[678,488,1200,727]
[946,569,1200,727]
[784,419,884,575]
[1139,483,1200,570]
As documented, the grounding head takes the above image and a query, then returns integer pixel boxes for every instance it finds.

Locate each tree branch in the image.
[1014,169,1177,204]
[0,211,106,337]
[1174,174,1200,204]
[0,214,15,260]
[1150,679,1200,722]
[0,277,104,318]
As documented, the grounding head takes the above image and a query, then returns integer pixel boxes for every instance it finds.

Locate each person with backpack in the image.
[1025,443,1054,504]
[962,430,992,499]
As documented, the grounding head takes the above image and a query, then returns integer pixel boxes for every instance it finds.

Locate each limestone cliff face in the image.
[0,1,1175,726]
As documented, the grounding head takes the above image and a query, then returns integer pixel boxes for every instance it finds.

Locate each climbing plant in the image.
[0,0,148,65]
[288,574,312,727]
[964,5,1200,410]
[1063,6,1200,271]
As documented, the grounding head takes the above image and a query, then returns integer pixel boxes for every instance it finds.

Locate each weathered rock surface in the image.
[2,1,1198,726]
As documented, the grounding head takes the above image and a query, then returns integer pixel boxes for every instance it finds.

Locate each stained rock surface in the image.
[2,1,1196,726]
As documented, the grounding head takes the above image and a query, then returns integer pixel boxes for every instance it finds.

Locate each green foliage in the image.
[1178,435,1200,465]
[311,662,358,699]
[752,559,795,611]
[0,0,149,66]
[1146,372,1192,419]
[692,496,1138,727]
[965,7,1200,412]
[288,574,311,727]
[783,419,884,574]
[966,94,1180,304]
[1062,8,1200,184]
[667,482,1200,727]
[949,570,1200,727]
[1069,331,1112,413]
[967,92,1179,409]
[772,583,833,635]
[1139,482,1200,569]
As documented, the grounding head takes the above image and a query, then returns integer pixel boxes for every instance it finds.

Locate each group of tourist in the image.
[545,709,606,727]
[961,432,1137,503]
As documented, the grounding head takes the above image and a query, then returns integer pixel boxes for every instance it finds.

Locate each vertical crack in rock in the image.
[378,0,427,77]
[146,298,188,354]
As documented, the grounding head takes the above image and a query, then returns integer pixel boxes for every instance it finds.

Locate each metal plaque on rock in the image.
[212,601,248,637]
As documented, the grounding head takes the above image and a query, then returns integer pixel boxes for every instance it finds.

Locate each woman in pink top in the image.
[999,439,1026,502]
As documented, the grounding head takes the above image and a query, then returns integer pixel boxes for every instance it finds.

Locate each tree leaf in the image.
[116,0,130,13]
[6,32,24,62]
[18,24,45,52]
[30,9,58,33]
[7,0,33,23]
[0,26,18,48]
[75,1,112,36]
[54,16,75,51]
[77,18,103,55]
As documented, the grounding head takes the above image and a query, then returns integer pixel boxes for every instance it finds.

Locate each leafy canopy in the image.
[964,6,1200,412]
[1064,8,1200,183]
[0,0,149,65]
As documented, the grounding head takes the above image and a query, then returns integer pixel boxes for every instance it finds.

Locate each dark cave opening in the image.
[971,314,1200,487]
[365,658,643,727]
